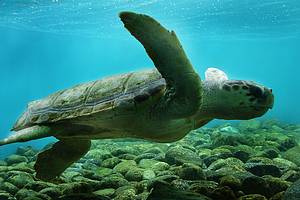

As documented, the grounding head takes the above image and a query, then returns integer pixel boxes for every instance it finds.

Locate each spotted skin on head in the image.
[198,68,274,120]
[222,80,273,110]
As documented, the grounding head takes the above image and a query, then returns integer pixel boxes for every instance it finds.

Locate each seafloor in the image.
[1,119,300,200]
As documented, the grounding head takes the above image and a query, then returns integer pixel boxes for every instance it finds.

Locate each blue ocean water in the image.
[0,0,299,157]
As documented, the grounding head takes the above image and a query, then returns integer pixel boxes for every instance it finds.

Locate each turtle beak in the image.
[264,88,274,109]
[252,86,274,110]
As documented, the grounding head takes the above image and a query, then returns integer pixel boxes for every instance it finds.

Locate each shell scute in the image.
[86,73,131,105]
[52,81,94,109]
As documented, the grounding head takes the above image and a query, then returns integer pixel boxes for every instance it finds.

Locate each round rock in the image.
[165,145,203,166]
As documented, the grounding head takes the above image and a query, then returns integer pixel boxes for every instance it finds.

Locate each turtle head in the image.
[199,68,274,120]
[218,79,274,119]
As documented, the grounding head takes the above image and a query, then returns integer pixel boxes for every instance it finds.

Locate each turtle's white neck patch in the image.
[205,67,228,83]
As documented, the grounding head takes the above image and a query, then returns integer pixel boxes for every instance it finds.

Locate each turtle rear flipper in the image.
[0,126,51,146]
[119,12,202,119]
[34,139,91,181]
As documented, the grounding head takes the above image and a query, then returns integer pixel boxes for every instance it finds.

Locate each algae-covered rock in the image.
[81,162,98,171]
[238,194,267,200]
[58,193,110,200]
[211,147,233,157]
[100,174,129,189]
[220,175,242,190]
[117,153,137,160]
[101,157,121,168]
[171,179,190,190]
[156,170,175,177]
[219,125,240,134]
[111,147,140,157]
[241,175,269,197]
[208,157,245,171]
[85,149,112,161]
[258,147,280,159]
[58,182,93,195]
[261,132,294,151]
[151,161,170,171]
[273,158,298,172]
[135,153,164,163]
[202,156,219,167]
[143,169,156,180]
[232,145,256,162]
[270,191,285,200]
[125,168,144,181]
[282,178,300,200]
[10,162,34,173]
[113,160,137,174]
[39,187,62,199]
[0,192,16,200]
[5,154,28,165]
[176,163,205,180]
[0,160,7,166]
[114,185,137,200]
[93,188,115,197]
[211,131,251,147]
[143,146,164,155]
[138,159,160,169]
[24,181,56,192]
[239,120,261,131]
[0,164,34,175]
[114,189,136,200]
[209,186,237,200]
[0,182,18,195]
[281,170,300,182]
[203,148,234,166]
[16,146,38,158]
[165,145,203,166]
[16,146,32,155]
[23,197,43,200]
[245,157,281,177]
[136,192,151,200]
[207,166,247,183]
[148,180,212,200]
[150,174,179,185]
[189,180,219,196]
[78,169,100,181]
[15,189,51,200]
[198,149,212,159]
[7,172,34,188]
[261,119,280,129]
[95,167,113,177]
[62,170,83,182]
[263,175,290,196]
[278,137,298,151]
[283,145,300,166]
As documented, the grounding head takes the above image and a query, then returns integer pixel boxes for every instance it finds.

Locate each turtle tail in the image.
[0,125,51,146]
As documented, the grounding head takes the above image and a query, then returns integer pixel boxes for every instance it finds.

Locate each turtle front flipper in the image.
[119,12,202,119]
[34,139,91,181]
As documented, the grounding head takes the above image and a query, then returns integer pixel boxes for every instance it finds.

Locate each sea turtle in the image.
[0,12,274,181]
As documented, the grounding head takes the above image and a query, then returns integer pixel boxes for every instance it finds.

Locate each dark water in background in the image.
[0,0,300,157]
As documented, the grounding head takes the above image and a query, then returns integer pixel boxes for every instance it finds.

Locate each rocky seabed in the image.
[1,119,300,200]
